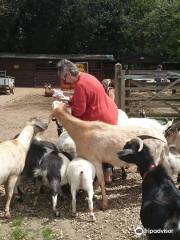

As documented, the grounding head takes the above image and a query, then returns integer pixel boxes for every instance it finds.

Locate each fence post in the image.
[115,63,125,110]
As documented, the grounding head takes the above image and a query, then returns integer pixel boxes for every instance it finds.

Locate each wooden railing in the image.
[114,63,180,118]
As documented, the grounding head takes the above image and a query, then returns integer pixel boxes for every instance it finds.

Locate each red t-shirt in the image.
[69,73,118,125]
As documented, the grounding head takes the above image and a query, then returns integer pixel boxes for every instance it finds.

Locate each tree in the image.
[0,0,179,61]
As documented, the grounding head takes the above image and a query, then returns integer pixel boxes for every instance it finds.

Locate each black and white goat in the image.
[16,138,72,217]
[34,149,71,217]
[15,138,58,199]
[118,138,180,240]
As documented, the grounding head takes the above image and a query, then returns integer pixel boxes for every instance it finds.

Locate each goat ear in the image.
[117,149,135,159]
[52,101,61,110]
[34,120,48,131]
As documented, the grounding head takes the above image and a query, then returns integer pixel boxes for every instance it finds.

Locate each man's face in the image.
[60,72,72,84]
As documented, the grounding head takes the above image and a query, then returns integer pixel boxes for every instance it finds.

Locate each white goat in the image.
[66,157,96,221]
[56,129,77,158]
[165,121,180,153]
[117,108,173,135]
[117,109,129,125]
[119,117,173,134]
[0,118,47,217]
[52,101,167,210]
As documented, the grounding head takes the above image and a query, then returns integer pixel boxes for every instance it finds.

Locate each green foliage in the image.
[42,228,54,240]
[0,0,179,61]
[10,216,26,240]
[12,216,24,227]
[10,227,26,240]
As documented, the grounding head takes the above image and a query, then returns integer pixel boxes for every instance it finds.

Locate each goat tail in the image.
[79,171,83,189]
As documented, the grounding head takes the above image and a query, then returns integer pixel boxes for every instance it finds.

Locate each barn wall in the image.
[0,59,35,86]
[0,58,115,88]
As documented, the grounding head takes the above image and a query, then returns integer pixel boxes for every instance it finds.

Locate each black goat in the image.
[118,137,180,240]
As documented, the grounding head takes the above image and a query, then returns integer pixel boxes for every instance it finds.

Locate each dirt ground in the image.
[0,88,148,240]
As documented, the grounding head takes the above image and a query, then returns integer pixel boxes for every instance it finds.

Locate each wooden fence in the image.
[114,63,180,118]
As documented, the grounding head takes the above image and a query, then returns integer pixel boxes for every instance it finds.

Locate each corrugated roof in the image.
[0,53,115,61]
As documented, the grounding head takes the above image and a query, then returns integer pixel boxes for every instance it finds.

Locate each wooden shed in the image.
[0,53,115,89]
[118,54,165,70]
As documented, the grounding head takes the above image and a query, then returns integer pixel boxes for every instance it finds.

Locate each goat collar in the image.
[143,164,156,180]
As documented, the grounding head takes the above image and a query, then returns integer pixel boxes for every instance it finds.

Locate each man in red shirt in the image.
[57,59,118,182]
[57,59,118,124]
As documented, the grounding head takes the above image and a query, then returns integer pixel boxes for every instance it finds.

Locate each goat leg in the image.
[121,167,127,180]
[94,163,108,210]
[52,193,60,217]
[87,187,96,222]
[13,177,23,202]
[51,179,62,217]
[33,178,43,207]
[4,175,18,218]
[71,187,77,217]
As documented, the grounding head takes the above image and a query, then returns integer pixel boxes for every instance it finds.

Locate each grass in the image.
[10,227,26,240]
[10,216,26,240]
[42,228,54,240]
[11,216,24,227]
[2,216,54,240]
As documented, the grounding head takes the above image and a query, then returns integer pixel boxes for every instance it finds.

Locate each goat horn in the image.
[134,137,144,152]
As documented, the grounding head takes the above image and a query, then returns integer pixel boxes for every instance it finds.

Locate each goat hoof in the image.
[90,215,96,222]
[4,212,11,218]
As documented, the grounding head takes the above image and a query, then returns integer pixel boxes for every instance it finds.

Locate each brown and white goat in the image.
[44,83,53,97]
[51,101,167,210]
[0,118,47,218]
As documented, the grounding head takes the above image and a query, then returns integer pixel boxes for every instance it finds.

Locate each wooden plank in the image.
[125,97,180,101]
[128,102,180,107]
[163,101,180,113]
[128,112,180,118]
[125,86,180,91]
[115,63,125,110]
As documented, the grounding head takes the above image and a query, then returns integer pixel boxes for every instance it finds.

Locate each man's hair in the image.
[57,59,79,76]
